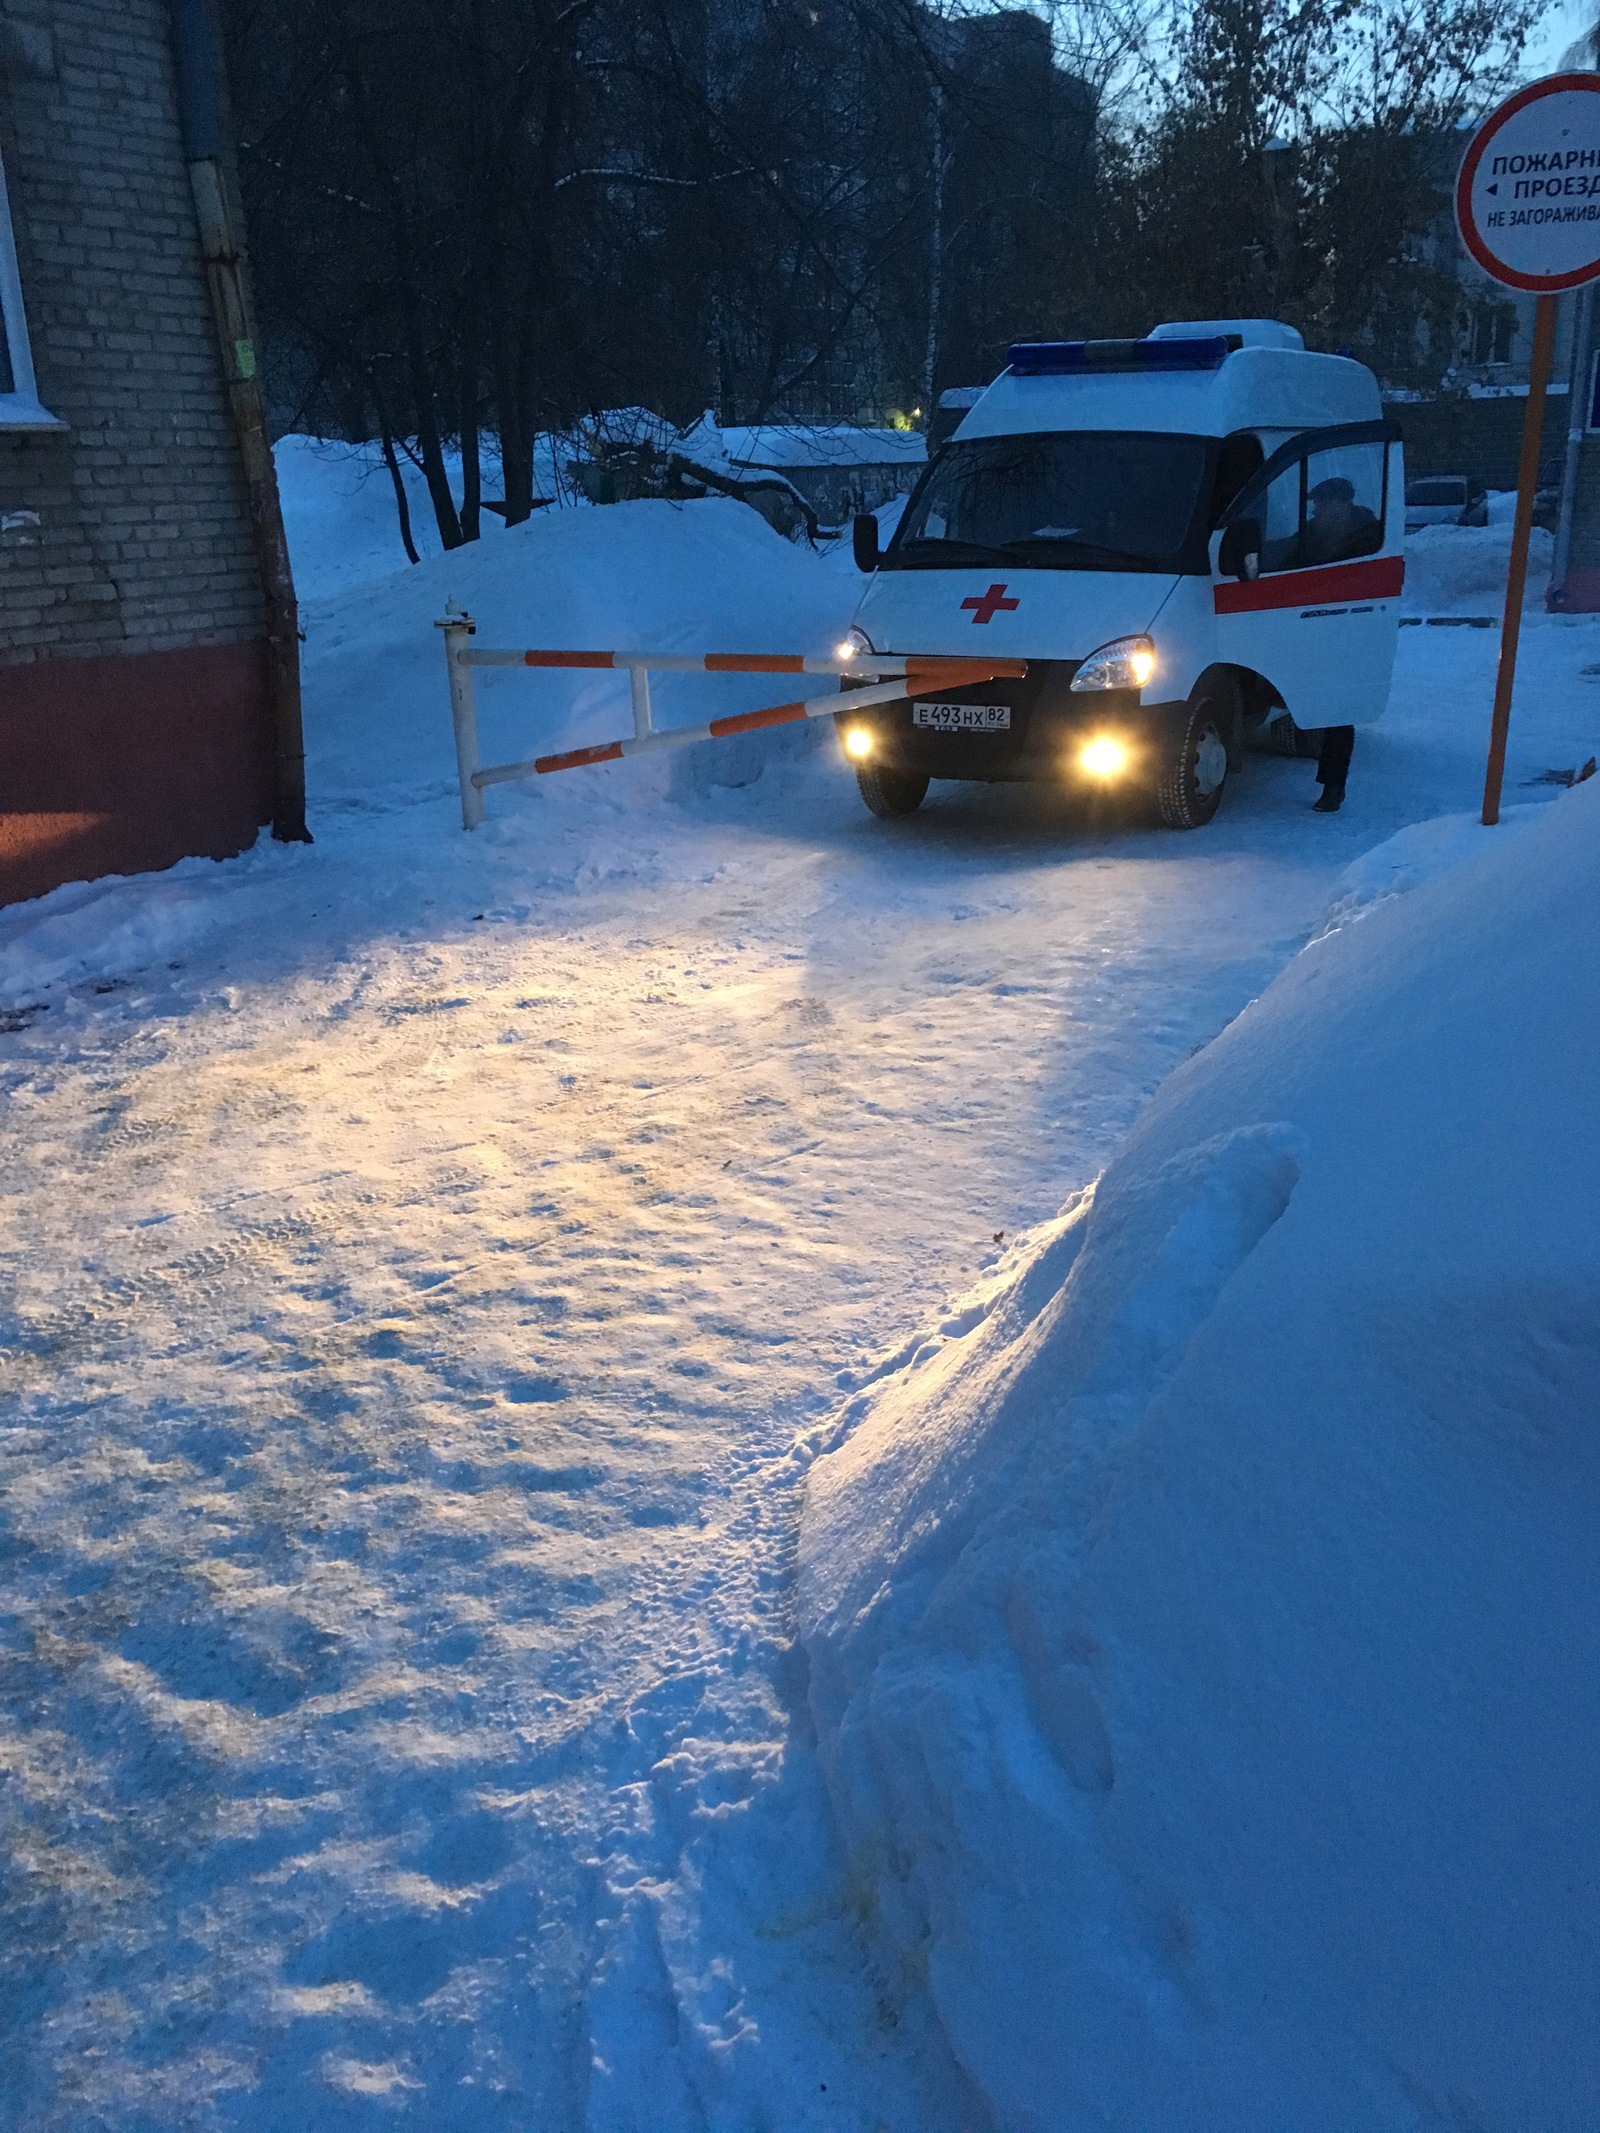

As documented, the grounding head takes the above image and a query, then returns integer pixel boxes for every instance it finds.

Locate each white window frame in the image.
[0,140,64,430]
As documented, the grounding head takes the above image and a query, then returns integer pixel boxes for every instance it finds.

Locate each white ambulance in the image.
[838,319,1403,827]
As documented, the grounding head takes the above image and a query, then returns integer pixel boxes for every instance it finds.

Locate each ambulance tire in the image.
[1155,692,1230,830]
[856,763,929,818]
[1268,714,1322,759]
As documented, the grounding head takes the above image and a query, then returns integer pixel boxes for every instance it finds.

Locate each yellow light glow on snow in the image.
[844,727,874,760]
[1079,734,1131,780]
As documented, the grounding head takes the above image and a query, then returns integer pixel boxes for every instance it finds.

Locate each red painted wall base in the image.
[0,640,274,908]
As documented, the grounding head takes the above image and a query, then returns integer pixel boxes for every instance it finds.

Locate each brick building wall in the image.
[0,0,275,905]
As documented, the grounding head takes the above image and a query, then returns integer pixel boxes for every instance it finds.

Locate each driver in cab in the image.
[1303,474,1378,565]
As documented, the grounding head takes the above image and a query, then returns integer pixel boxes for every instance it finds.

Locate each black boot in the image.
[1314,726,1354,813]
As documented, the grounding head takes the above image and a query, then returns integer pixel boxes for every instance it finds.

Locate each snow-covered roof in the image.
[721,425,928,470]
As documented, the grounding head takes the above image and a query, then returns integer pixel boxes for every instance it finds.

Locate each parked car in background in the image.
[1405,474,1487,532]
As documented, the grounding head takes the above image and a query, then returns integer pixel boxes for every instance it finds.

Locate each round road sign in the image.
[1457,73,1600,293]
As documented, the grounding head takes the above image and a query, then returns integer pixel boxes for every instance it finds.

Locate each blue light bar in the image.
[1007,336,1238,376]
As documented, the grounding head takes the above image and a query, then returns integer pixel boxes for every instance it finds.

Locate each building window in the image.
[0,142,62,429]
[1469,300,1516,369]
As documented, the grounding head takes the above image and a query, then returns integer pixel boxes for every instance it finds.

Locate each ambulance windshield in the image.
[888,430,1211,573]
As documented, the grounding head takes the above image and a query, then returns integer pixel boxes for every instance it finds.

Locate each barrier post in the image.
[438,602,484,829]
[630,665,654,738]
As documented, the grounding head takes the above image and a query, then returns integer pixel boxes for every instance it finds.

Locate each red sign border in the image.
[1456,73,1600,294]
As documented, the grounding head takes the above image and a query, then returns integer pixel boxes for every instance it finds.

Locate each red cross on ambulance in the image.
[961,583,1020,625]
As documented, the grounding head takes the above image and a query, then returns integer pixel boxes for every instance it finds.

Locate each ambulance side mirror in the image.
[853,514,881,573]
[1218,519,1262,582]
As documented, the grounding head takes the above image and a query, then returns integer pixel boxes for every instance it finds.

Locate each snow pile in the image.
[1317,800,1544,928]
[1403,513,1551,615]
[298,493,856,806]
[275,434,523,596]
[0,858,260,1006]
[799,777,1600,2128]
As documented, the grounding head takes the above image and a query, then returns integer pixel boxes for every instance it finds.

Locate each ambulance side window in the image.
[1221,423,1395,577]
[1256,458,1304,573]
[1301,441,1385,564]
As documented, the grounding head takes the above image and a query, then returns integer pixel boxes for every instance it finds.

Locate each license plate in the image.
[912,701,1012,732]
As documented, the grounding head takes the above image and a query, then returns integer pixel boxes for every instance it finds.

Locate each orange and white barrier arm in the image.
[475,674,920,788]
[437,601,1025,825]
[460,648,1021,682]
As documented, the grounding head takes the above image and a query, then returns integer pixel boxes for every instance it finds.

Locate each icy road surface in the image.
[2,491,1598,2127]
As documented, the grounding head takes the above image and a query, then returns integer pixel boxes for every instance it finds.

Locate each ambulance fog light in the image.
[1070,636,1156,693]
[844,726,874,760]
[1078,733,1132,781]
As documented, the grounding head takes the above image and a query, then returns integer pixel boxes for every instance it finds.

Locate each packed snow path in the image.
[0,774,1380,2127]
[4,489,1599,2127]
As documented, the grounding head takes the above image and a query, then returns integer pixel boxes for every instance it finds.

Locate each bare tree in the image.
[221,0,1531,565]
[1086,0,1541,376]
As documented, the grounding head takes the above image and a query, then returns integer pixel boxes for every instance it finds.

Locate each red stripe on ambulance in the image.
[1214,555,1404,615]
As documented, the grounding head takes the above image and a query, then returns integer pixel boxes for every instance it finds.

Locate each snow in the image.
[3,449,1599,2126]
[798,776,1600,2127]
[1401,510,1552,616]
[275,435,571,598]
[301,494,854,806]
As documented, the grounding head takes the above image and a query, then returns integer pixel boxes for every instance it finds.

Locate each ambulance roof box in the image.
[956,319,1379,442]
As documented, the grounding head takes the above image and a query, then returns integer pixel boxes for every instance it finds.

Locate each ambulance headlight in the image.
[1070,636,1156,693]
[844,726,874,760]
[838,625,876,662]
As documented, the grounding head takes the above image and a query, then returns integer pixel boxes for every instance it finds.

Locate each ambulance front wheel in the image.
[1155,691,1231,830]
[856,763,929,818]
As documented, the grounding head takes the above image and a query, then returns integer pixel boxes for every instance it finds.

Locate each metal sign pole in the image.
[1483,293,1558,826]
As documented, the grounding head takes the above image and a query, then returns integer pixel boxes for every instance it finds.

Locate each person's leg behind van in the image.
[1314,725,1355,812]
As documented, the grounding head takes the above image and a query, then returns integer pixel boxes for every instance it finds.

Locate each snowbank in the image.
[297,493,856,806]
[1403,515,1551,615]
[274,433,571,597]
[0,854,273,1005]
[1318,800,1545,927]
[798,778,1600,2129]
